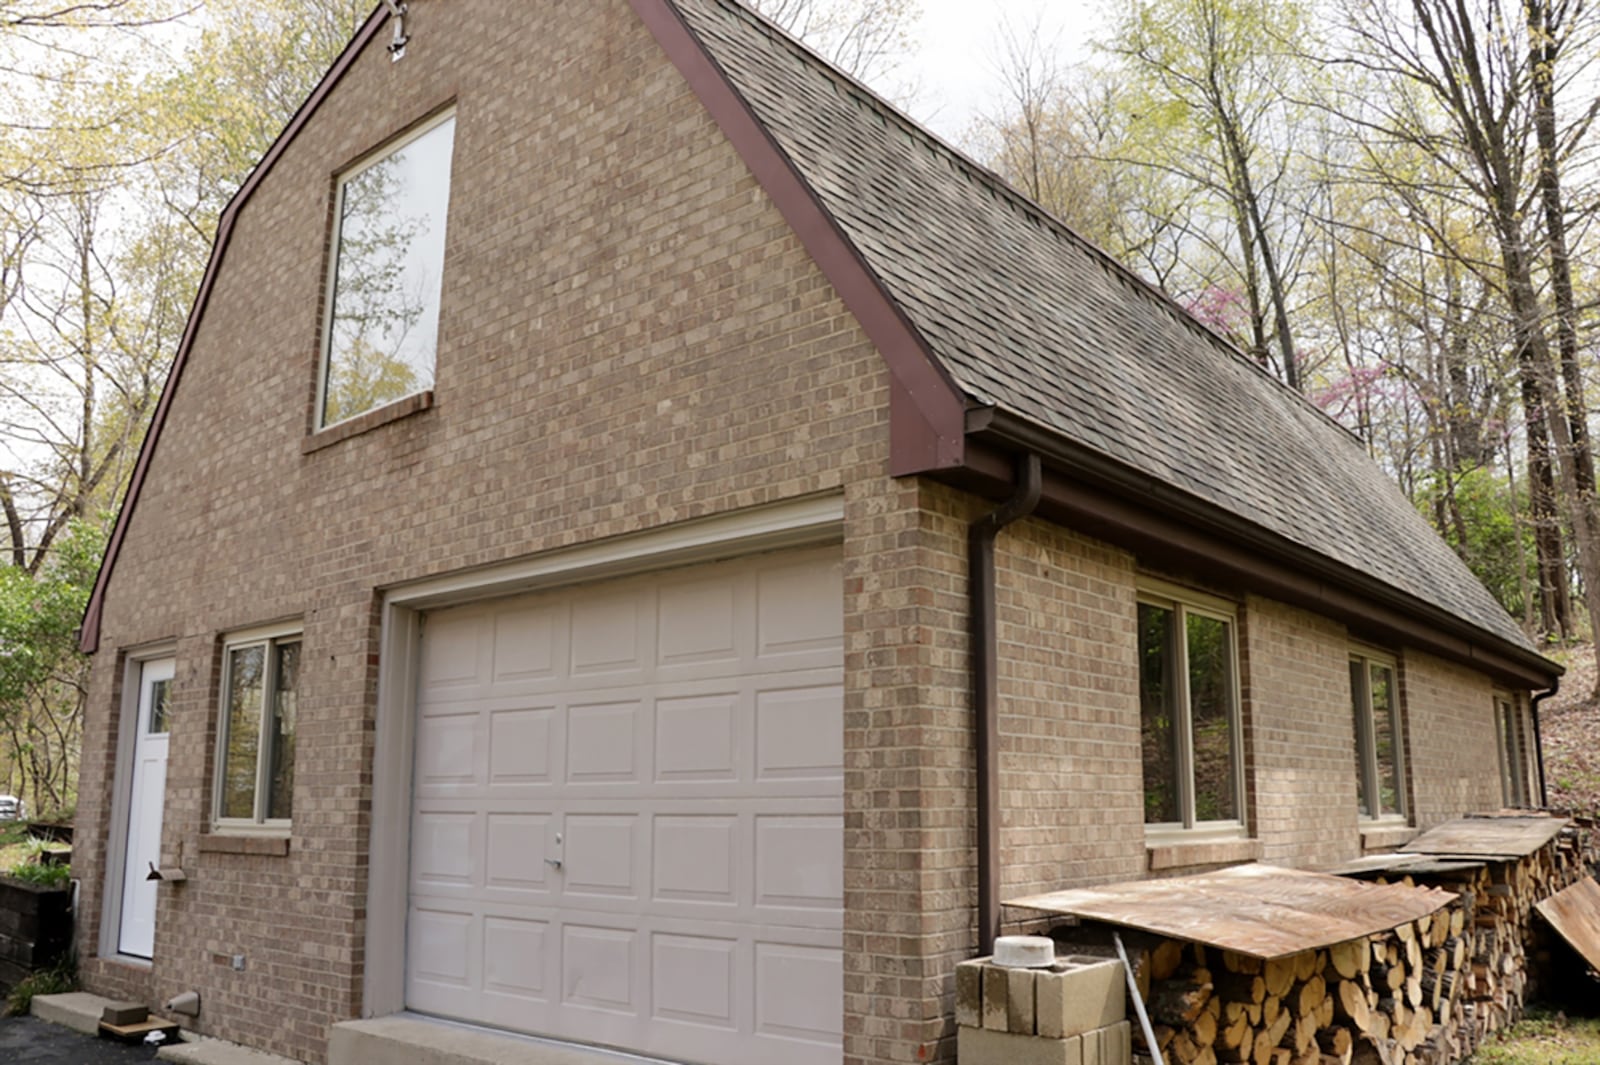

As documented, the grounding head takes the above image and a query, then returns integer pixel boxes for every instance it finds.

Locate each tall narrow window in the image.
[1493,691,1528,807]
[1138,585,1244,833]
[1351,651,1406,820]
[216,629,301,829]
[320,112,456,427]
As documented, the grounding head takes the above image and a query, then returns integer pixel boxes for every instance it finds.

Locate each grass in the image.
[4,957,76,1016]
[0,822,70,887]
[1471,1010,1600,1064]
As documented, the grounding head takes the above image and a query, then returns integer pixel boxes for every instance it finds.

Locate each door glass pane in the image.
[323,116,456,425]
[148,678,171,735]
[1187,613,1237,822]
[1137,603,1181,824]
[267,642,299,820]
[1370,664,1401,815]
[1350,660,1369,816]
[222,646,264,820]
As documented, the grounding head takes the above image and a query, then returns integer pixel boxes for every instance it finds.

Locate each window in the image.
[215,629,300,828]
[1137,583,1244,833]
[319,112,456,428]
[1493,691,1529,807]
[1350,652,1405,820]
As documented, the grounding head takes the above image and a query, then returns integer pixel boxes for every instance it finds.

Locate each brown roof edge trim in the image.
[78,4,392,654]
[629,0,966,476]
[959,434,1560,689]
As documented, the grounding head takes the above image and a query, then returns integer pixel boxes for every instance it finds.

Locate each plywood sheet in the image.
[1406,815,1569,860]
[1535,877,1600,973]
[1005,864,1454,960]
[1323,854,1486,879]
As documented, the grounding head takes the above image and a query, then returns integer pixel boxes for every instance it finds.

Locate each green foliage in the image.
[0,519,103,713]
[4,957,77,1016]
[4,859,69,889]
[1417,467,1536,624]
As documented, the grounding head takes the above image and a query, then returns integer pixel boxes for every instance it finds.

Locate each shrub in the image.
[5,957,76,1016]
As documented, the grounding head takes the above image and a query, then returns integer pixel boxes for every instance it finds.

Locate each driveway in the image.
[0,1014,161,1062]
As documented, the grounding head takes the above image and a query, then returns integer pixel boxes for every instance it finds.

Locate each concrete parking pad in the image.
[0,1014,161,1063]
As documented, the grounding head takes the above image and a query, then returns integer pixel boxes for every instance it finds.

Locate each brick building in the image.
[71,1,1558,1064]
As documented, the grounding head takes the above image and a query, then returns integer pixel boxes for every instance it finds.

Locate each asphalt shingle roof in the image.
[672,0,1536,654]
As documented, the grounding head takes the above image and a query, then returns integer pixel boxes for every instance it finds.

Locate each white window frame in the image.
[316,108,456,430]
[1351,648,1407,823]
[1137,578,1247,841]
[1493,690,1530,808]
[212,622,302,834]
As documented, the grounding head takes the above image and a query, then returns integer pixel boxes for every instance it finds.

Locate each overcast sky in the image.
[895,0,1105,143]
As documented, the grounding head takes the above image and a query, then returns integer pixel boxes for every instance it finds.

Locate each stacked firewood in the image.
[1127,822,1595,1065]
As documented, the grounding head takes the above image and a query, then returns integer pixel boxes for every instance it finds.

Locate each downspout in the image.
[970,452,1042,956]
[1531,680,1558,808]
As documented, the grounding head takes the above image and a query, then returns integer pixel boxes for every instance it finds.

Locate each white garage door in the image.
[406,548,844,1065]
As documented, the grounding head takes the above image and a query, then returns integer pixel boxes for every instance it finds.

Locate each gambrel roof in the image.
[82,0,1556,686]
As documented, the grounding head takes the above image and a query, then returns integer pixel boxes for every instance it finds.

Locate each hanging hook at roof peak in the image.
[380,0,410,61]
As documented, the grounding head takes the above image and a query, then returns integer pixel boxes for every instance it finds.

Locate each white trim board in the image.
[360,493,845,1018]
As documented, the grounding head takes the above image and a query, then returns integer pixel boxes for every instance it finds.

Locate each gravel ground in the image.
[0,1015,160,1063]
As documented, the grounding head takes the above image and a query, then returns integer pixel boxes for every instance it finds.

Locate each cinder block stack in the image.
[956,954,1132,1065]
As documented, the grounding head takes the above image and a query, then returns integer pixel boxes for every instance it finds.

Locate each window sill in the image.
[1147,836,1263,872]
[302,390,432,453]
[199,833,290,856]
[1360,822,1416,852]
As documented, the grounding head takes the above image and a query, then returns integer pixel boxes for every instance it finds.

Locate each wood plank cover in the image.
[1005,864,1453,959]
[1534,877,1600,972]
[1406,815,1570,860]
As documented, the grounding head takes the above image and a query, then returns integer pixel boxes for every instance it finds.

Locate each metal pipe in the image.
[970,451,1042,955]
[1531,680,1558,808]
[1114,932,1165,1065]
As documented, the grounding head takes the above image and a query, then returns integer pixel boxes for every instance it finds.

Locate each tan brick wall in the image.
[1242,598,1363,869]
[1402,650,1505,826]
[77,0,900,1059]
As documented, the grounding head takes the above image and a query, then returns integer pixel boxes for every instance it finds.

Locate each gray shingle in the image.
[672,0,1535,654]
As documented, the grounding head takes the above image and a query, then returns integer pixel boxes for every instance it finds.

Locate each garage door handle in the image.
[545,858,563,870]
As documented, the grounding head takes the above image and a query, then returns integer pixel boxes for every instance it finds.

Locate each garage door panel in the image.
[565,700,643,784]
[490,602,561,683]
[561,924,638,1011]
[408,549,842,1065]
[756,560,843,661]
[651,932,738,1027]
[755,815,843,910]
[755,941,844,1044]
[487,707,556,785]
[654,692,738,782]
[484,813,554,893]
[756,684,844,781]
[653,814,739,905]
[563,813,641,899]
[412,812,478,889]
[571,591,650,677]
[657,575,741,667]
[483,915,550,997]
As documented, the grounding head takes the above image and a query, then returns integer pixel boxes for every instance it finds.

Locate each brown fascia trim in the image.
[627,0,967,477]
[78,6,392,654]
[959,419,1560,690]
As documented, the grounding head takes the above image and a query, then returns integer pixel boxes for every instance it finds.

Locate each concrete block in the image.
[955,959,984,1028]
[981,963,1009,1031]
[102,1000,149,1026]
[1007,966,1037,1034]
[1036,956,1126,1039]
[958,1026,1083,1065]
[31,991,115,1035]
[1103,1021,1132,1065]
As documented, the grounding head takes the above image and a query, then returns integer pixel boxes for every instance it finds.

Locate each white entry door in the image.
[118,657,173,959]
[406,548,844,1065]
